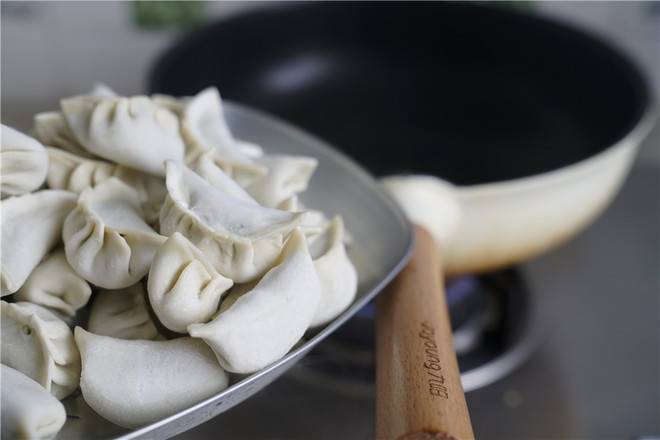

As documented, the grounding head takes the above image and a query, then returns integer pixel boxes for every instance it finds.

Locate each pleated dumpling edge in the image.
[1,301,80,400]
[188,229,322,374]
[63,178,165,289]
[60,94,184,176]
[1,125,49,198]
[1,189,77,296]
[159,161,306,282]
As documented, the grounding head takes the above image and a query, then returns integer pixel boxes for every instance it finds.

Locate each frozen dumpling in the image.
[188,229,321,373]
[1,125,49,198]
[182,87,263,162]
[33,112,94,158]
[192,150,262,201]
[308,217,358,327]
[61,94,185,176]
[32,83,117,158]
[148,233,233,333]
[159,161,305,283]
[245,154,317,209]
[45,146,116,193]
[1,365,67,440]
[87,284,161,340]
[182,88,266,186]
[63,178,165,289]
[46,147,166,224]
[1,301,80,399]
[74,328,229,428]
[14,249,91,318]
[1,190,77,296]
[278,196,329,243]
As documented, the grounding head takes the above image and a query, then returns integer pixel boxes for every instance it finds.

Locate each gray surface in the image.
[520,162,660,438]
[174,138,659,439]
[472,159,659,439]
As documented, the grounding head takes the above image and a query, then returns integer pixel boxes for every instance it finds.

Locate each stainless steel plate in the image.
[58,102,413,440]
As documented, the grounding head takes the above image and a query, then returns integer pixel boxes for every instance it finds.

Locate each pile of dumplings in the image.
[0,84,358,438]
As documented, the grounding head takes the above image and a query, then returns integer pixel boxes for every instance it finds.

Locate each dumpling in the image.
[308,217,358,327]
[155,88,265,184]
[63,178,166,289]
[1,125,49,198]
[152,93,189,116]
[1,365,66,440]
[46,147,166,224]
[182,88,266,186]
[234,140,264,159]
[87,284,161,340]
[14,249,91,318]
[245,155,318,208]
[277,195,299,212]
[148,233,233,333]
[182,87,263,160]
[139,173,168,225]
[159,161,306,283]
[190,147,267,188]
[45,147,115,193]
[1,301,80,399]
[154,91,262,158]
[75,328,229,428]
[1,190,77,296]
[192,150,260,202]
[60,94,185,176]
[32,83,116,158]
[32,112,94,158]
[278,196,328,242]
[188,229,321,373]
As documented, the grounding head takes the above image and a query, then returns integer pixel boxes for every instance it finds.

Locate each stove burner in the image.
[292,268,537,394]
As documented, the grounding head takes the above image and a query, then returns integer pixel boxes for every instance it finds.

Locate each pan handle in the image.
[375,225,473,440]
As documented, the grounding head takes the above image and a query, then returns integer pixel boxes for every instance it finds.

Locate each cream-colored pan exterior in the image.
[385,109,657,275]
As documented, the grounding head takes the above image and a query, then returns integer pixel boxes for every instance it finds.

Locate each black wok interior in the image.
[149,2,649,185]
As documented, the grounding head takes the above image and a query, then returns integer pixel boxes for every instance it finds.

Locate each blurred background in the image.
[2,2,658,439]
[1,2,659,139]
[1,0,658,164]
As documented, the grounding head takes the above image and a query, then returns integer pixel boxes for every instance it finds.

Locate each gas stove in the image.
[175,129,659,439]
[286,267,536,399]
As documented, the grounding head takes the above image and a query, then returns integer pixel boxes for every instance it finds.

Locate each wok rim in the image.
[148,2,656,187]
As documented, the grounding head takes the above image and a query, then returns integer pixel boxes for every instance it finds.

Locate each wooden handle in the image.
[375,225,474,440]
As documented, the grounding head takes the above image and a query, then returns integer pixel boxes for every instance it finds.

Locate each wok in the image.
[150,2,655,273]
